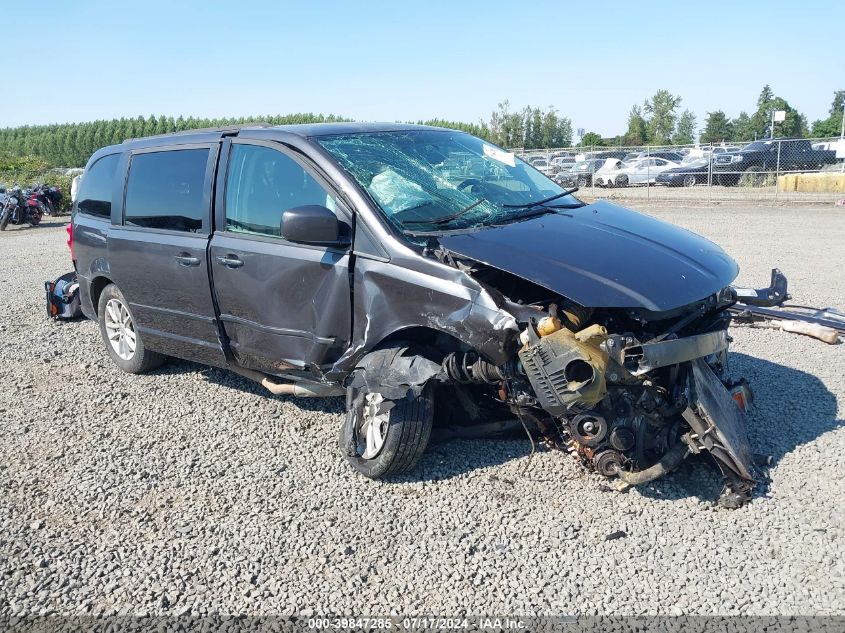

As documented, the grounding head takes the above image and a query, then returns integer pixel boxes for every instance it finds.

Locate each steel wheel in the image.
[359,392,390,459]
[683,174,696,187]
[104,298,136,360]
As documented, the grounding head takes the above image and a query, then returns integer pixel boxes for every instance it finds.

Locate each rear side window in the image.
[224,143,335,237]
[77,153,119,218]
[124,149,209,232]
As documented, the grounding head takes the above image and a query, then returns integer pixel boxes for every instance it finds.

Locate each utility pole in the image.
[840,102,844,139]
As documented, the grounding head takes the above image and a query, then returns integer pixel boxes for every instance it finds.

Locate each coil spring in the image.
[442,352,517,384]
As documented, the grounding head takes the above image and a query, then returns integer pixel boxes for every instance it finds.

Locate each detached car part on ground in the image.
[72,124,789,508]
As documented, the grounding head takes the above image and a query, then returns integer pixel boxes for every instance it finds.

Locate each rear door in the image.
[209,139,352,374]
[107,143,227,366]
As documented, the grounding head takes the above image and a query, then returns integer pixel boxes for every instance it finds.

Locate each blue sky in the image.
[3,0,843,136]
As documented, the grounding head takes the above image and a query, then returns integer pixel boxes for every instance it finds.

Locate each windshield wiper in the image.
[501,187,582,210]
[401,197,488,228]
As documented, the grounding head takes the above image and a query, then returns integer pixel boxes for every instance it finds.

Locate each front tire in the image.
[97,283,165,374]
[340,382,434,479]
[0,208,10,231]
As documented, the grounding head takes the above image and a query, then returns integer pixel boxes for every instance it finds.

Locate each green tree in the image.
[489,100,525,148]
[530,107,543,149]
[748,85,806,138]
[623,104,648,145]
[644,90,682,145]
[810,90,845,137]
[673,109,697,145]
[540,107,572,148]
[579,132,604,147]
[700,111,734,143]
[733,112,754,141]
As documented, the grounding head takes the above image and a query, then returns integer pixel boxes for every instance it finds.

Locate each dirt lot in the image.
[1,205,843,617]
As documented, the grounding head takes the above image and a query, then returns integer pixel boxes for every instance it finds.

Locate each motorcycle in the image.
[32,183,63,216]
[0,185,43,231]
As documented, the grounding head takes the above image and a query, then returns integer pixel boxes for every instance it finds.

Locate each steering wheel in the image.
[456,178,482,191]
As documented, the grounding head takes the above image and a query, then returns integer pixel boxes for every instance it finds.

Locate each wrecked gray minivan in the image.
[71,123,787,506]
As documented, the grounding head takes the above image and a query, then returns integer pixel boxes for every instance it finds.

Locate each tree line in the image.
[0,85,842,169]
[0,113,351,169]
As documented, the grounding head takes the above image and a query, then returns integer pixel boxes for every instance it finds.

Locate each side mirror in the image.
[282,205,350,247]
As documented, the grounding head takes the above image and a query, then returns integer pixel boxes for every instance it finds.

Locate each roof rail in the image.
[123,122,271,143]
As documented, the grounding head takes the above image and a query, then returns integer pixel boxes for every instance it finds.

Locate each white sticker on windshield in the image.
[483,144,516,167]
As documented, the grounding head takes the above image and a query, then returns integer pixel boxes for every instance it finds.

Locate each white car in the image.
[527,158,555,176]
[593,157,680,187]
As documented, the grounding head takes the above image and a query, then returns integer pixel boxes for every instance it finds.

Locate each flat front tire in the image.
[97,283,165,374]
[339,382,434,479]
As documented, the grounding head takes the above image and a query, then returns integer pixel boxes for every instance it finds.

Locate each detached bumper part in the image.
[685,358,757,507]
[730,268,789,307]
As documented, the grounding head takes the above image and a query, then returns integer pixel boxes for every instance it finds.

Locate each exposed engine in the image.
[442,296,758,508]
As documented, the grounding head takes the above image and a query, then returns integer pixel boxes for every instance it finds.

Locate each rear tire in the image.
[577,176,588,188]
[97,283,165,374]
[340,381,434,479]
[683,174,696,187]
[616,174,629,187]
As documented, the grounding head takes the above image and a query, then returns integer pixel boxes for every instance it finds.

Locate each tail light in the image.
[66,223,75,261]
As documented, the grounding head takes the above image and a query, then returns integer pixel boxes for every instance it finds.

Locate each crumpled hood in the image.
[438,200,739,312]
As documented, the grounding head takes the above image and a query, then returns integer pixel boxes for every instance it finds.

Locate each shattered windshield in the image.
[316,130,580,232]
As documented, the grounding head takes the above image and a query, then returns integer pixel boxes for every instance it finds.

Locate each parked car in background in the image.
[582,150,628,162]
[594,157,680,187]
[655,157,712,187]
[622,151,685,163]
[712,138,837,185]
[528,158,554,176]
[556,159,605,187]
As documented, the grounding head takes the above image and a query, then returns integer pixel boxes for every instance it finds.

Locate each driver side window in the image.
[225,143,336,237]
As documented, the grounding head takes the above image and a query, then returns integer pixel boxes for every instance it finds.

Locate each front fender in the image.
[329,256,519,379]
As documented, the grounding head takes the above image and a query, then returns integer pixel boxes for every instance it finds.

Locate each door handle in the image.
[216,254,244,268]
[175,253,201,267]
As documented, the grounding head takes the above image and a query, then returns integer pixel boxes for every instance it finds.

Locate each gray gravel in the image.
[1,207,844,617]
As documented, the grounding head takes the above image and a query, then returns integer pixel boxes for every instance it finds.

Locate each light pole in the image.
[840,102,844,139]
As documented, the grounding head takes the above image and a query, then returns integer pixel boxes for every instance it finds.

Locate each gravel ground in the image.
[1,207,844,618]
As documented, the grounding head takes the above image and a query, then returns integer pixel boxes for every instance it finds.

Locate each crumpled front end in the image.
[512,313,757,506]
[425,254,778,506]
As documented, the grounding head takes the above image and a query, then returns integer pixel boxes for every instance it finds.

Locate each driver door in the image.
[209,140,353,374]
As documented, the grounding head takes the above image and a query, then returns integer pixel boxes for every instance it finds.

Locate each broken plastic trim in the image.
[347,346,444,401]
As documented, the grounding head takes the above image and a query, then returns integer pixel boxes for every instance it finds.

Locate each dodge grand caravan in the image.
[71,123,787,506]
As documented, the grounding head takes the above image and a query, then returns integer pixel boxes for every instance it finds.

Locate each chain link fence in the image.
[514,137,845,204]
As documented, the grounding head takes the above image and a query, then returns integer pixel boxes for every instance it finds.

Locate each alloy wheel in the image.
[360,392,390,459]
[104,298,136,360]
